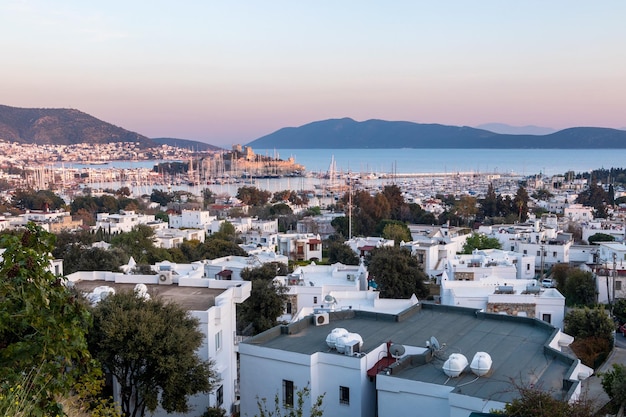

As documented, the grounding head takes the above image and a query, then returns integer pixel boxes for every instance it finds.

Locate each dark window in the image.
[339,386,350,405]
[313,296,318,304]
[536,250,540,256]
[216,385,223,406]
[616,280,622,291]
[523,250,527,255]
[286,302,292,314]
[553,251,557,258]
[542,313,551,324]
[283,380,294,407]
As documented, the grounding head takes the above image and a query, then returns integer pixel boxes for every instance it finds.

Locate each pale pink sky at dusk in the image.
[1,1,625,146]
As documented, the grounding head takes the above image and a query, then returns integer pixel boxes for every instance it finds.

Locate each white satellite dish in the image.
[430,336,441,351]
[389,343,405,358]
[324,294,336,303]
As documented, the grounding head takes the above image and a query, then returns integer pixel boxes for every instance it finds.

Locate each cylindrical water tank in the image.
[443,353,468,378]
[325,328,349,349]
[470,352,492,376]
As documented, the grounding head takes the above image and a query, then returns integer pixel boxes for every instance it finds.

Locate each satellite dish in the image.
[430,336,441,351]
[389,343,405,358]
[324,294,336,303]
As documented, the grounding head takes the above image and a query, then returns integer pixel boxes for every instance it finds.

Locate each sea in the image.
[256,148,626,176]
[66,148,626,196]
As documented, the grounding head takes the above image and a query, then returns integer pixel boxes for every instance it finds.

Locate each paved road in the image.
[582,332,626,412]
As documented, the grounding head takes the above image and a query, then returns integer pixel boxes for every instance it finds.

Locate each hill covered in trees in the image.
[247,117,626,149]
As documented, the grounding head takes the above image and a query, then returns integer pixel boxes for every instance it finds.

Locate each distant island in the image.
[246,118,626,149]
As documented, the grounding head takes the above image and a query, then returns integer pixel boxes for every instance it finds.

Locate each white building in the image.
[440,275,566,329]
[563,203,594,222]
[278,233,323,261]
[445,249,535,281]
[93,210,166,234]
[239,304,591,417]
[344,236,395,258]
[274,262,370,322]
[168,209,215,231]
[154,228,205,249]
[68,263,252,417]
[582,220,625,243]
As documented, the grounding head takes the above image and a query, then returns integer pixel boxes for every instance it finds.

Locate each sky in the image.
[1,1,626,146]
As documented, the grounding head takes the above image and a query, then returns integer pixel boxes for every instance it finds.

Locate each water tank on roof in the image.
[443,353,468,378]
[325,328,349,349]
[470,352,492,376]
[335,333,363,354]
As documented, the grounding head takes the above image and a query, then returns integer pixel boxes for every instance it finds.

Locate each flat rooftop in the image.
[72,280,224,311]
[247,304,574,403]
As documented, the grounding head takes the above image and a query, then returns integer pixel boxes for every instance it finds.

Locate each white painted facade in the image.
[93,210,165,234]
[154,228,205,249]
[168,209,215,230]
[67,266,252,417]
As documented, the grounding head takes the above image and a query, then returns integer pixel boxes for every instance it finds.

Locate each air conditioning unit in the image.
[158,271,172,285]
[346,274,356,281]
[344,339,361,356]
[314,312,329,326]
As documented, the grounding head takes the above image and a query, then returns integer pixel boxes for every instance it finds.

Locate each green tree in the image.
[239,263,289,334]
[453,195,478,226]
[11,188,66,211]
[381,222,412,245]
[110,224,160,264]
[327,241,359,265]
[562,270,596,306]
[237,186,272,206]
[255,384,324,417]
[90,291,217,417]
[564,306,614,341]
[0,224,93,416]
[613,298,626,324]
[480,183,498,219]
[601,364,626,414]
[513,185,530,222]
[588,232,615,244]
[576,182,609,218]
[366,246,428,299]
[462,233,502,254]
[495,383,594,417]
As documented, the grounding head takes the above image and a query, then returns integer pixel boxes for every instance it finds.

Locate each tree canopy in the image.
[90,290,217,417]
[327,241,360,265]
[366,246,428,299]
[461,233,502,254]
[239,263,289,334]
[0,224,93,416]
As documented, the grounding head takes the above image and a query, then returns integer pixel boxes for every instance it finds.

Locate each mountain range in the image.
[247,118,626,149]
[0,105,220,151]
[2,105,626,150]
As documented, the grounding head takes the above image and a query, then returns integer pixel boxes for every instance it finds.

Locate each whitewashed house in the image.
[68,263,252,416]
[239,303,591,417]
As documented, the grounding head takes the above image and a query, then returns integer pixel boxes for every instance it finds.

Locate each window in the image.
[542,313,551,324]
[523,250,527,255]
[313,296,318,304]
[616,280,622,291]
[286,302,292,314]
[215,330,222,352]
[553,251,557,258]
[339,386,350,405]
[283,380,294,407]
[216,385,223,406]
[526,264,530,271]
[536,250,540,256]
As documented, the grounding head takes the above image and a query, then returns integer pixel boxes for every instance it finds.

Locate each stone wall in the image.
[486,302,536,318]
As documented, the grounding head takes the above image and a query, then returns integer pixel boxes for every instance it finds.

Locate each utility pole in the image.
[612,252,617,315]
[348,185,352,240]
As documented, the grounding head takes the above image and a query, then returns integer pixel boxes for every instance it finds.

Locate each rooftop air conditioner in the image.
[158,270,172,285]
[314,312,329,326]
